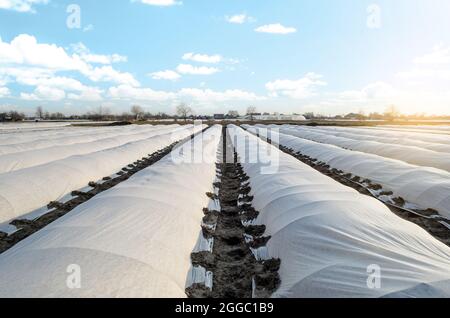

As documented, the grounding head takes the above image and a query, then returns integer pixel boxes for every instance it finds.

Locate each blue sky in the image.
[1,0,450,116]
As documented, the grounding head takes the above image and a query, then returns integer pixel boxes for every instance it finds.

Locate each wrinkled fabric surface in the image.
[0,125,205,224]
[244,125,450,218]
[230,125,450,298]
[0,126,222,298]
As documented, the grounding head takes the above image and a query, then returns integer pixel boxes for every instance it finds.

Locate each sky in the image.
[1,0,450,116]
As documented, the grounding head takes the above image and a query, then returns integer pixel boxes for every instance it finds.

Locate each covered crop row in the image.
[276,125,450,172]
[376,125,450,132]
[0,124,205,225]
[0,125,222,298]
[229,125,450,298]
[0,125,175,156]
[0,125,111,145]
[245,125,450,219]
[316,125,450,145]
[283,126,450,154]
[0,122,75,132]
[0,125,181,173]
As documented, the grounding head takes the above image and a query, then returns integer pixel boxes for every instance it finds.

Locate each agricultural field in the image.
[0,123,449,298]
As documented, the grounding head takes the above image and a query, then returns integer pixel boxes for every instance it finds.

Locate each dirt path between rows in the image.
[187,126,280,298]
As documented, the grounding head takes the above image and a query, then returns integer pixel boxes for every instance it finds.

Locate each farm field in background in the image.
[0,122,449,298]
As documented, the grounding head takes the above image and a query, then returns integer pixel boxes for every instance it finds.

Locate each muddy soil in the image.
[187,126,280,299]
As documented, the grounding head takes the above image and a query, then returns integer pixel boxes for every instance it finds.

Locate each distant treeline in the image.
[0,110,176,122]
[1,107,450,122]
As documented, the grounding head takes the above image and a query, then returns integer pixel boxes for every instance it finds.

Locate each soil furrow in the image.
[187,126,280,299]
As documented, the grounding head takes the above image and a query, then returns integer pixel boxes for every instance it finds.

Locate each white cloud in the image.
[150,70,181,81]
[21,86,66,101]
[0,35,138,86]
[266,73,326,99]
[179,88,264,102]
[182,52,222,64]
[20,76,86,91]
[71,43,127,64]
[397,44,450,85]
[414,45,450,65]
[225,14,255,24]
[0,67,51,88]
[109,85,175,101]
[314,45,450,116]
[67,87,103,101]
[85,54,127,64]
[397,68,450,82]
[0,87,10,97]
[255,23,297,34]
[135,0,181,6]
[0,34,85,70]
[83,65,139,86]
[324,79,450,116]
[0,66,104,101]
[107,84,262,103]
[176,64,219,75]
[0,0,48,13]
[83,24,94,32]
[338,82,395,102]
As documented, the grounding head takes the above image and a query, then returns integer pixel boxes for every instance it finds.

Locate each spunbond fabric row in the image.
[0,125,205,225]
[283,125,450,154]
[314,125,450,146]
[0,125,180,173]
[276,125,450,172]
[0,123,123,146]
[0,124,176,156]
[0,125,222,298]
[229,125,450,298]
[245,125,450,219]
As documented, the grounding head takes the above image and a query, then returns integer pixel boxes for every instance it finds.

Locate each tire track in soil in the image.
[0,127,209,254]
[187,126,280,299]
[244,127,450,247]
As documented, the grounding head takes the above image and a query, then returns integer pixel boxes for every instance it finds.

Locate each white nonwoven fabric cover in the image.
[381,125,450,131]
[285,126,450,154]
[275,125,450,173]
[0,124,205,225]
[0,125,180,173]
[244,125,450,219]
[0,125,173,156]
[367,126,450,135]
[0,122,75,131]
[0,125,222,298]
[0,124,117,145]
[229,125,450,298]
[315,125,450,146]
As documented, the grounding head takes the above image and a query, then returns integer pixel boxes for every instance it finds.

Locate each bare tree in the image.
[384,105,400,120]
[36,106,44,119]
[94,106,111,121]
[246,106,257,121]
[176,103,193,122]
[227,110,240,118]
[131,105,144,120]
